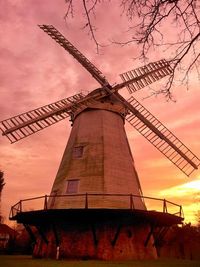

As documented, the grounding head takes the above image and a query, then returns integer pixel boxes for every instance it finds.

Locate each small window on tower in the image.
[72,146,84,158]
[66,179,79,194]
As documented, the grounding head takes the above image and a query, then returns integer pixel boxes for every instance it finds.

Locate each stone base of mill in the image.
[12,209,183,260]
[33,220,157,260]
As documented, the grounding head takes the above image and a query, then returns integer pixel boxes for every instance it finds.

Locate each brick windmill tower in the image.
[1,25,200,260]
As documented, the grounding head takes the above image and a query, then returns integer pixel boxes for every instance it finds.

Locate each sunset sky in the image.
[0,0,200,225]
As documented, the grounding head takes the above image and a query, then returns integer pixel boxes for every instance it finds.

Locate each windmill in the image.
[1,25,200,260]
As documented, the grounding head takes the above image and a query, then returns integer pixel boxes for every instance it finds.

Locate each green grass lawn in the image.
[0,255,200,267]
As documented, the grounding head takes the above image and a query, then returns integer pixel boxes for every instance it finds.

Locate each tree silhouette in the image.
[0,170,5,223]
[64,0,200,99]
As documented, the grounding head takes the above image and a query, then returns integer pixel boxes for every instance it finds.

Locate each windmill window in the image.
[73,146,84,158]
[66,179,79,194]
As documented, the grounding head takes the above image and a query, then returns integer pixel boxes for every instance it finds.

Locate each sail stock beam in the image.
[0,88,113,144]
[38,25,110,87]
[101,87,200,176]
[0,93,85,143]
[124,96,200,176]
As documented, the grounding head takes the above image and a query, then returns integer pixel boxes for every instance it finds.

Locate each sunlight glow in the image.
[159,179,200,198]
[159,178,200,224]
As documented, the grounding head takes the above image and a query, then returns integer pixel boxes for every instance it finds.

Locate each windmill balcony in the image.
[9,193,184,221]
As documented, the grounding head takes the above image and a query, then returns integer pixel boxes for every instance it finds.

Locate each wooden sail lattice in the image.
[120,60,173,94]
[38,25,109,87]
[125,96,200,176]
[0,93,86,143]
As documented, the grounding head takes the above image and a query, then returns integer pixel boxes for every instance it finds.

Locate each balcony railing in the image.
[9,193,184,219]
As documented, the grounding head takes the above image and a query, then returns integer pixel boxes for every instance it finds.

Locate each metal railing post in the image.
[180,205,183,217]
[130,194,133,210]
[44,195,48,210]
[9,207,13,219]
[19,200,22,213]
[85,193,88,209]
[163,199,166,213]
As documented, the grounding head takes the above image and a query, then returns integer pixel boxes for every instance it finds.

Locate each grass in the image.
[0,255,200,267]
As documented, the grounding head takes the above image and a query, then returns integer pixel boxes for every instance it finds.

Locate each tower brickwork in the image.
[49,97,145,210]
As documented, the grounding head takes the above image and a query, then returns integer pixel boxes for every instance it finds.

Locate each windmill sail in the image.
[38,25,110,87]
[0,87,124,144]
[0,93,86,143]
[119,59,173,94]
[124,96,200,176]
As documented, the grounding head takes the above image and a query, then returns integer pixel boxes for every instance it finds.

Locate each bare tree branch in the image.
[64,0,73,18]
[64,0,200,97]
[82,0,101,52]
[65,0,102,53]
